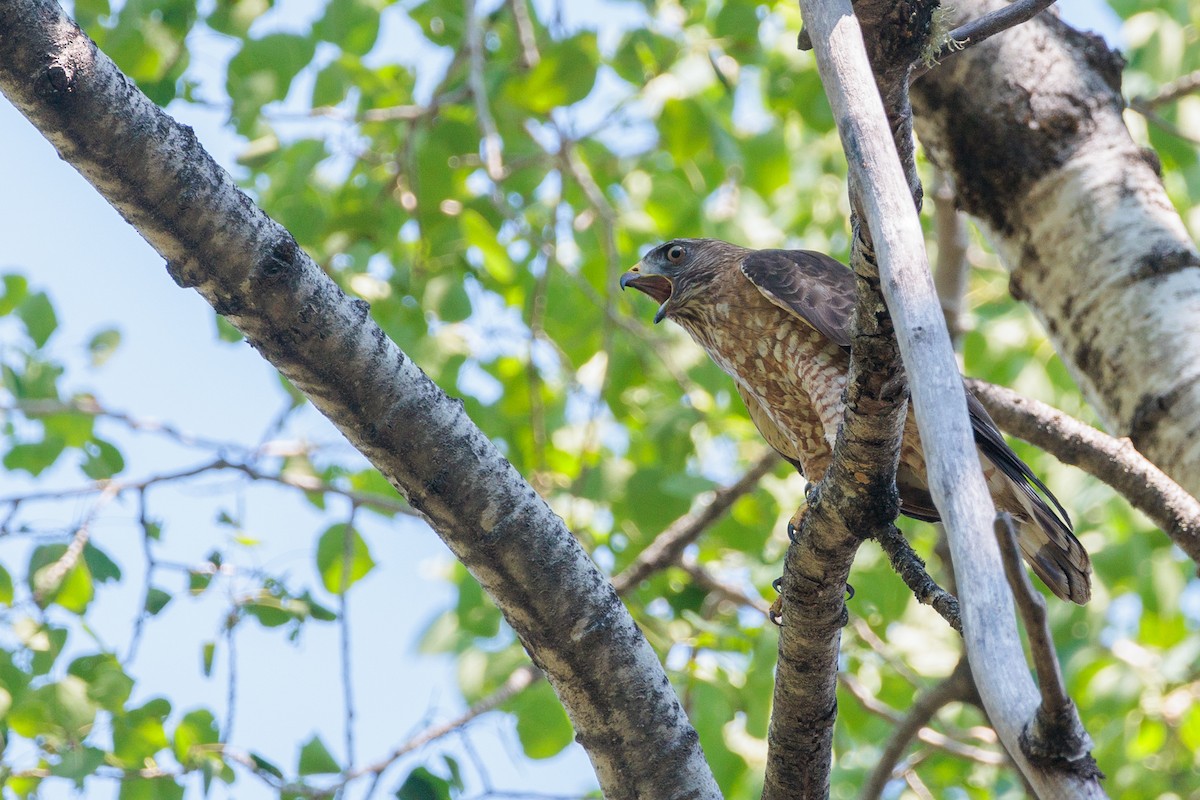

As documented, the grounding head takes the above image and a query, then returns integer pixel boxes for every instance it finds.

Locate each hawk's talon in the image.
[786,506,807,545]
[845,582,855,600]
[769,595,784,626]
[772,576,783,594]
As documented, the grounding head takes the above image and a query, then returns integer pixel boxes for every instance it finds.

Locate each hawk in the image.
[621,238,1091,604]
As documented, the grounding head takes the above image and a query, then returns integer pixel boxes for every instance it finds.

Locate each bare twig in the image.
[873,525,962,632]
[507,0,540,68]
[860,657,976,799]
[465,0,504,182]
[1132,69,1200,109]
[967,379,1200,563]
[916,0,1059,78]
[840,672,1003,766]
[930,170,969,341]
[995,514,1100,776]
[611,450,780,594]
[341,507,359,767]
[679,555,772,617]
[345,664,541,782]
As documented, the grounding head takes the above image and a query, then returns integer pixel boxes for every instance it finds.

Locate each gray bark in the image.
[912,0,1200,497]
[790,1,1106,797]
[0,2,720,796]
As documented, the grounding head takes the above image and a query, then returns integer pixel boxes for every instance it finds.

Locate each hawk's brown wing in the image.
[739,249,855,348]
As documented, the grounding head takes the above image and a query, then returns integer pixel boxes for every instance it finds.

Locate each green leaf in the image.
[50,745,106,788]
[112,698,172,768]
[173,708,220,768]
[226,33,317,133]
[117,775,184,800]
[0,273,30,316]
[83,541,122,583]
[313,0,381,56]
[16,291,57,348]
[315,523,376,593]
[249,752,284,780]
[87,327,121,367]
[505,33,599,114]
[394,766,453,800]
[144,587,172,615]
[3,436,67,476]
[80,437,125,479]
[28,544,94,613]
[201,641,216,676]
[68,653,133,712]
[0,564,14,605]
[207,0,272,36]
[298,734,341,775]
[459,209,513,283]
[506,680,573,759]
[215,314,244,343]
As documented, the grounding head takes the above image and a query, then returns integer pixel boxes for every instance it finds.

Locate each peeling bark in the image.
[912,0,1200,496]
[0,3,720,797]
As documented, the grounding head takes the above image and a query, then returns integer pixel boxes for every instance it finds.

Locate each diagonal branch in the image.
[968,379,1200,562]
[0,5,718,798]
[612,450,780,594]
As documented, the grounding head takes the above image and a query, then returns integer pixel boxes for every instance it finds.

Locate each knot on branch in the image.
[1020,701,1104,780]
[257,234,300,280]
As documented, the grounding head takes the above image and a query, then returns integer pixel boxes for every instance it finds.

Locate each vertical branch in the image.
[464,0,504,182]
[793,1,1106,796]
[341,506,360,767]
[931,170,969,341]
[507,0,540,68]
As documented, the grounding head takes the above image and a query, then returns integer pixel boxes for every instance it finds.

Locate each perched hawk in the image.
[621,238,1091,604]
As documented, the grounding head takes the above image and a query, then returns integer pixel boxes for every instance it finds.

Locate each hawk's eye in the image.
[666,245,686,264]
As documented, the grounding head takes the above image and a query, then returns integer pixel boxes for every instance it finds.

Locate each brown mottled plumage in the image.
[621,238,1091,604]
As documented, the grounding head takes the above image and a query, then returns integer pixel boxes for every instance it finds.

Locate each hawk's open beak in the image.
[620,262,673,324]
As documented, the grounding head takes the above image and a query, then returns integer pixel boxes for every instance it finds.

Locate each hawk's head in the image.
[620,238,742,323]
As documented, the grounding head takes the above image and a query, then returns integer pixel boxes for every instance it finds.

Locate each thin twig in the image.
[611,450,781,593]
[506,0,540,68]
[930,170,969,342]
[873,525,962,632]
[1132,69,1200,109]
[840,672,1004,766]
[994,514,1100,774]
[344,664,541,781]
[860,657,975,800]
[914,0,1059,79]
[341,506,360,768]
[465,0,504,182]
[967,379,1200,563]
[679,555,772,616]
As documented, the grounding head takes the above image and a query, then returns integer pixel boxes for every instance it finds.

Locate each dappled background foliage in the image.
[2,0,1200,797]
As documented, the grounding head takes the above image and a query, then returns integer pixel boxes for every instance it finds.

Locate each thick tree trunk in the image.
[0,2,721,797]
[912,0,1200,496]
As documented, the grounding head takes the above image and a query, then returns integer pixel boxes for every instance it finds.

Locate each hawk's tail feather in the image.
[1015,496,1092,605]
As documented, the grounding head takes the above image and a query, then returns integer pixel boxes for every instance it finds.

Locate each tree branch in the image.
[859,656,979,799]
[611,450,779,594]
[995,515,1101,778]
[791,0,1105,796]
[0,5,719,797]
[968,379,1200,563]
[916,0,1059,77]
[873,524,961,632]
